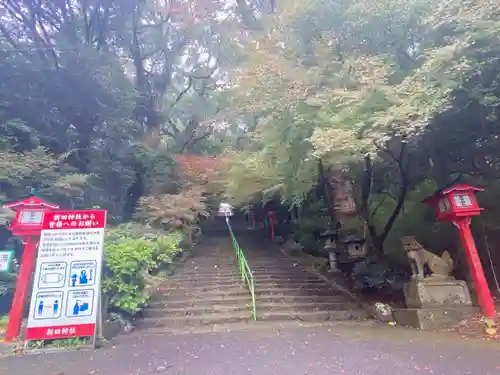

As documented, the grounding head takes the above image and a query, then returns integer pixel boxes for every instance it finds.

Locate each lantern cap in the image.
[423,183,483,205]
[3,195,59,211]
[343,233,366,244]
[320,228,338,238]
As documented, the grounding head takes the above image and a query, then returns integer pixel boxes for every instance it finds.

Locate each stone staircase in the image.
[241,235,367,323]
[139,233,367,333]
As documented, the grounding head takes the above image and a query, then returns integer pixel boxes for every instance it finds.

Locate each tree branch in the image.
[370,194,388,222]
[379,141,409,243]
[235,0,262,30]
[165,75,193,115]
[179,130,211,153]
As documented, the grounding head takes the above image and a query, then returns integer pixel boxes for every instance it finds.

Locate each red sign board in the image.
[42,210,106,230]
[25,323,96,341]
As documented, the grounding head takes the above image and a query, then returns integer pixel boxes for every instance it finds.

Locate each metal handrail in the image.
[226,218,257,320]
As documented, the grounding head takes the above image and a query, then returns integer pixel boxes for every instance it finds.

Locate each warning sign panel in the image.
[25,210,106,341]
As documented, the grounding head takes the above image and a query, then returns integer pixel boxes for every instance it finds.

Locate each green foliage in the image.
[154,232,185,264]
[102,226,184,314]
[102,238,156,314]
[352,259,407,292]
[0,314,8,327]
[293,201,329,254]
[215,0,500,270]
[27,337,90,349]
[136,186,208,231]
[0,0,239,224]
[0,271,17,295]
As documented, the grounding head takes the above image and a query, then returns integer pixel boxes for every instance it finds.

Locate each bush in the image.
[153,231,184,266]
[352,259,408,293]
[294,217,328,255]
[102,226,184,315]
[0,268,17,316]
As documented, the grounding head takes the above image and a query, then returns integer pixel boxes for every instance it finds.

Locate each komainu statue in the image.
[403,236,454,280]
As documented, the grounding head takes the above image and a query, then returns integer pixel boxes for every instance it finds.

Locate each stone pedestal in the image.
[394,278,478,330]
[328,251,341,273]
[393,306,479,330]
[404,278,472,308]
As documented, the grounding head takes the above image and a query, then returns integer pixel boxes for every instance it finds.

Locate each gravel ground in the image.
[1,323,499,375]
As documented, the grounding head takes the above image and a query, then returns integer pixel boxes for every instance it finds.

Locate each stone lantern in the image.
[320,227,341,273]
[342,233,366,260]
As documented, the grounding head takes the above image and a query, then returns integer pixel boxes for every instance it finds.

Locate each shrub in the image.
[352,259,407,294]
[102,227,184,315]
[135,186,208,231]
[0,259,18,316]
[153,231,184,267]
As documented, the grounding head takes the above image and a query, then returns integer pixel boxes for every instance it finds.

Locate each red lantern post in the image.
[268,211,276,241]
[2,196,60,342]
[424,184,496,328]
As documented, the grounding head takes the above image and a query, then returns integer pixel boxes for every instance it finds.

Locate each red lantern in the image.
[2,196,60,342]
[425,184,483,222]
[424,184,495,322]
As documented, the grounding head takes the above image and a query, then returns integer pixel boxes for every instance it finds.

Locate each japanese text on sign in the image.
[37,231,103,259]
[47,212,101,229]
[453,194,473,208]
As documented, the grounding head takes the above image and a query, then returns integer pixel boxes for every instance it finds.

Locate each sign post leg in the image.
[5,237,37,342]
[455,219,496,326]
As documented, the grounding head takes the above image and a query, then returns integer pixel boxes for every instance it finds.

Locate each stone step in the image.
[152,290,249,301]
[139,308,367,329]
[167,271,323,282]
[165,274,328,282]
[178,264,309,271]
[159,280,330,291]
[258,309,368,322]
[251,268,320,274]
[140,319,376,335]
[161,273,329,284]
[155,286,345,301]
[139,311,252,328]
[144,301,359,318]
[177,264,300,272]
[180,260,300,266]
[180,261,237,267]
[150,293,353,306]
[167,273,241,280]
[158,280,332,293]
[255,286,345,296]
[250,269,317,274]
